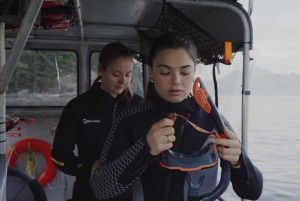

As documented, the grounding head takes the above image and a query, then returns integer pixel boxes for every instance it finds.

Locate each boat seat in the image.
[6,166,47,201]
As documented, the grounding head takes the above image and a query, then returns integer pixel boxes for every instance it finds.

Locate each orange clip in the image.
[193,77,211,113]
[223,41,232,64]
[167,113,177,122]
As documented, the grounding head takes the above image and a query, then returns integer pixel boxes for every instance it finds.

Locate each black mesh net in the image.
[136,1,243,65]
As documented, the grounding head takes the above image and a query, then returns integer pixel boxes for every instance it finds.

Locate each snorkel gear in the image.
[160,144,217,171]
[190,77,231,201]
[160,77,231,201]
[160,113,219,172]
[193,77,227,141]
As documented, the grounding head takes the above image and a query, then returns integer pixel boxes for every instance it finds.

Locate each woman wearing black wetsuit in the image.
[90,33,263,201]
[51,42,143,201]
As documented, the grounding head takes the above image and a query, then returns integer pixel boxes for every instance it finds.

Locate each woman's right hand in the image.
[91,161,99,174]
[146,118,176,156]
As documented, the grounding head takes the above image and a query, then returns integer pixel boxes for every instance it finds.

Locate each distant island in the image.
[202,67,300,96]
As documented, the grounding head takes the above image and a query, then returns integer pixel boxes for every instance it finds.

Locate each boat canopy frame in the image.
[0,1,253,200]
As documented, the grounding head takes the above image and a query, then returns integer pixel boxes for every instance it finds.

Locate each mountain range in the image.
[203,67,300,96]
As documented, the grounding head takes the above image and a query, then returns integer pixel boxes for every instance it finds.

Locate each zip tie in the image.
[242,90,251,95]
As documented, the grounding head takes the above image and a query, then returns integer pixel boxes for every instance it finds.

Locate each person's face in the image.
[99,56,133,98]
[148,48,195,103]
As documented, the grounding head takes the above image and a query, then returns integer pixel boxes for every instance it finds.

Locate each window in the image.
[6,50,77,106]
[90,52,144,97]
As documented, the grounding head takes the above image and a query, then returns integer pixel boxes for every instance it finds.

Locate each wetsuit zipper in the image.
[112,99,118,124]
[163,113,191,201]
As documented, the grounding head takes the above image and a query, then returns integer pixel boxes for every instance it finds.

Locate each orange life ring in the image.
[6,138,57,188]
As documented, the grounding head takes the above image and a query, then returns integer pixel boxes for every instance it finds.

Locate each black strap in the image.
[212,63,219,108]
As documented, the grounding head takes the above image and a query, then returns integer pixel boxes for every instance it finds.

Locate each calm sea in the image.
[216,96,300,201]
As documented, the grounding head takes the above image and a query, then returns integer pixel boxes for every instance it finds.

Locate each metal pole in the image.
[0,22,7,201]
[73,0,84,41]
[0,0,43,93]
[242,43,250,153]
[0,23,6,151]
[78,44,88,94]
[248,0,254,16]
[0,1,43,200]
[73,0,89,93]
[240,42,250,201]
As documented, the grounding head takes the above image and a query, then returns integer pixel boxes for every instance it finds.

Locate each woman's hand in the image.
[146,118,176,156]
[91,161,99,174]
[209,127,241,166]
[6,115,20,131]
[6,115,13,123]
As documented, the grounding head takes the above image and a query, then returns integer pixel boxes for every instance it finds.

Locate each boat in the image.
[0,0,254,200]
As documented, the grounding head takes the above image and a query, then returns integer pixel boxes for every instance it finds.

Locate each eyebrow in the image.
[156,64,192,69]
[112,69,132,73]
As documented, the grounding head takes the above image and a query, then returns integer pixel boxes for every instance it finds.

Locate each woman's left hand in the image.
[209,127,241,166]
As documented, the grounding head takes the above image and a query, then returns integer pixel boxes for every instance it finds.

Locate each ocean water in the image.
[216,96,300,201]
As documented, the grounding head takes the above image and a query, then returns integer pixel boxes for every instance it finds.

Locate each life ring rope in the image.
[6,138,58,188]
[26,150,37,176]
[46,173,60,190]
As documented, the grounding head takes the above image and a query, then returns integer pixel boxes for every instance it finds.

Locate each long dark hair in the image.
[145,32,198,101]
[92,42,134,104]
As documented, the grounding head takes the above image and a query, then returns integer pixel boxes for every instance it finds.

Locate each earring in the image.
[149,78,154,83]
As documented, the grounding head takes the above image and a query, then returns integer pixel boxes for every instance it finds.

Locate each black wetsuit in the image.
[51,83,143,201]
[90,94,263,201]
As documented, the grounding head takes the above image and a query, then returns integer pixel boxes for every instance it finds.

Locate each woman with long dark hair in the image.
[51,42,143,201]
[90,32,263,201]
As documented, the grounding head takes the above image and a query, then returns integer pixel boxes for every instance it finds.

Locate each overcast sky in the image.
[196,0,300,80]
[240,0,300,75]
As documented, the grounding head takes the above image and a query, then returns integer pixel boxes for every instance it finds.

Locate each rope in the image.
[8,144,35,175]
[46,173,60,190]
[26,150,37,177]
[8,143,59,189]
[8,145,26,162]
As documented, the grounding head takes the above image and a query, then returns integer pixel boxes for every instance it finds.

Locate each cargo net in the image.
[136,1,243,65]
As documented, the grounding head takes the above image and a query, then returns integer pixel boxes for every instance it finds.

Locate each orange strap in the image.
[167,113,222,138]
